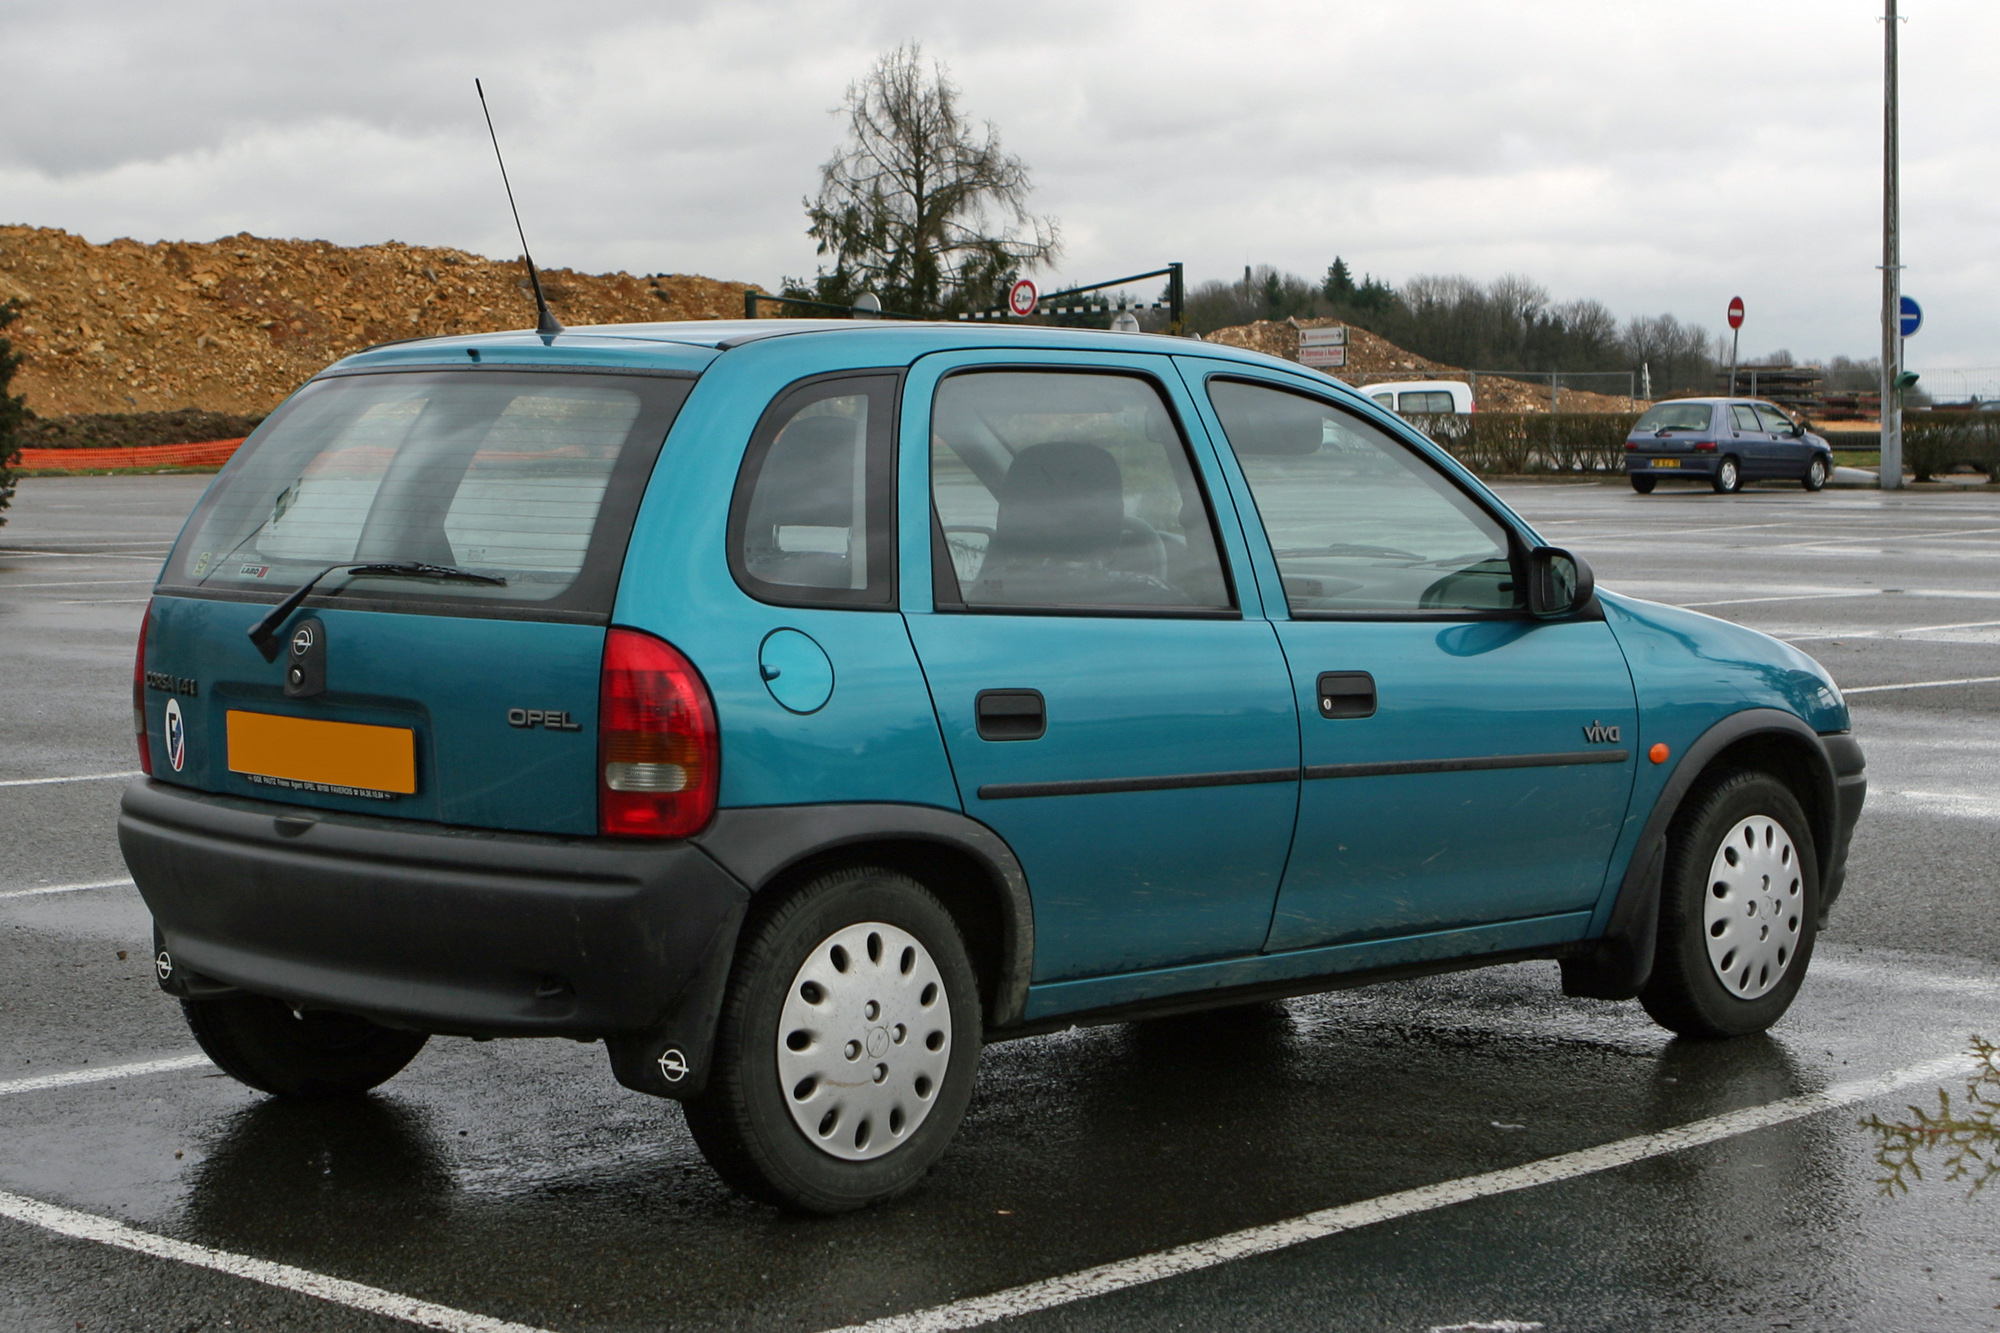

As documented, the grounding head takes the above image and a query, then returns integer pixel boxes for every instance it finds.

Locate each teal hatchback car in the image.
[123,319,1865,1211]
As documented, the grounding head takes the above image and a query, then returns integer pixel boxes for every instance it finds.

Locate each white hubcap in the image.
[1703,815,1803,1000]
[777,922,951,1161]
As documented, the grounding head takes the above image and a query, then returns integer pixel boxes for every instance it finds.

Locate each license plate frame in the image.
[226,710,417,798]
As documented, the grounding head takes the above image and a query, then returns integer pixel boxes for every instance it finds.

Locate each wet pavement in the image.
[2,474,1997,1332]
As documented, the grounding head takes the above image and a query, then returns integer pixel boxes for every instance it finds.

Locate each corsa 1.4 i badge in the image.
[164,698,186,772]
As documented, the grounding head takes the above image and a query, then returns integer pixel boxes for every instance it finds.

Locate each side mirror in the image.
[1527,546,1594,618]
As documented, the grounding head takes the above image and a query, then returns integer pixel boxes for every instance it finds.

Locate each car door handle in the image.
[976,689,1046,741]
[1316,672,1376,719]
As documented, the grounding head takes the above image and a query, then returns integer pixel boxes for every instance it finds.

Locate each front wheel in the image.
[1630,474,1657,494]
[1712,457,1743,493]
[1803,456,1829,491]
[182,994,428,1098]
[685,867,983,1213]
[1640,770,1818,1038]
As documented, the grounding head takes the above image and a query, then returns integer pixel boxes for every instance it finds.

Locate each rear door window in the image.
[1398,391,1457,414]
[1732,405,1764,432]
[161,370,692,618]
[929,370,1232,612]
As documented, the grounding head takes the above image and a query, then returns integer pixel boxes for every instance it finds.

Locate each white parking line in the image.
[1844,675,2000,695]
[0,1190,556,1333]
[0,878,135,901]
[0,1054,209,1098]
[0,771,141,789]
[820,1052,1975,1333]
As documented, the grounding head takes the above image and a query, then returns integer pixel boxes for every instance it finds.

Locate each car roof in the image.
[324,317,1353,386]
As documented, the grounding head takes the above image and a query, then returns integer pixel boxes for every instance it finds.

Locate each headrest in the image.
[748,415,860,530]
[992,442,1124,561]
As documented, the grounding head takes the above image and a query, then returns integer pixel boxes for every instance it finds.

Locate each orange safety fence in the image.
[11,438,246,471]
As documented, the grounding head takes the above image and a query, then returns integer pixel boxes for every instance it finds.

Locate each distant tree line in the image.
[1186,261,1739,397]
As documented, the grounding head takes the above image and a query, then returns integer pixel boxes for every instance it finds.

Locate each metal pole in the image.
[745,289,758,319]
[1881,0,1903,489]
[1728,326,1739,396]
[1169,262,1184,336]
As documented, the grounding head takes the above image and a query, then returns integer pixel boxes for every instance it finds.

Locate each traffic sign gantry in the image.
[1727,297,1745,330]
[1899,295,1922,338]
[1007,279,1038,318]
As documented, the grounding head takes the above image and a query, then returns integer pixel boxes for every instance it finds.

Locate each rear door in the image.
[1180,363,1637,955]
[899,353,1301,983]
[144,368,693,833]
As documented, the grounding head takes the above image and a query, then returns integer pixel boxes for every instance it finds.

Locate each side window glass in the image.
[1206,378,1520,615]
[729,374,896,607]
[931,371,1232,612]
[1732,405,1763,432]
[1755,404,1795,434]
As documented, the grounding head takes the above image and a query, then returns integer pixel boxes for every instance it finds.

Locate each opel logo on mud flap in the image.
[657,1048,690,1083]
[290,624,316,657]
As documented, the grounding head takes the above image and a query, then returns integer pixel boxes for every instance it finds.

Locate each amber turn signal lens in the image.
[1649,742,1670,764]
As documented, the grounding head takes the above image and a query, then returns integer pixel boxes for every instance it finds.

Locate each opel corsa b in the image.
[123,319,1867,1211]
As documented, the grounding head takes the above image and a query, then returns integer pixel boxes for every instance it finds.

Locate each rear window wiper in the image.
[248,562,507,660]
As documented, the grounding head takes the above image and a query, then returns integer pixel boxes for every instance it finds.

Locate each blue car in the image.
[1625,397,1835,494]
[123,320,1865,1211]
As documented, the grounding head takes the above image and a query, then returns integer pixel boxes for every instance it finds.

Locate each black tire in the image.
[1640,770,1819,1039]
[1630,474,1657,494]
[1802,456,1829,491]
[182,994,427,1098]
[685,866,983,1213]
[1712,457,1743,493]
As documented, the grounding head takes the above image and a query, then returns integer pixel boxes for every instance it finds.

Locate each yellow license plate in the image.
[1652,458,1681,468]
[227,710,416,797]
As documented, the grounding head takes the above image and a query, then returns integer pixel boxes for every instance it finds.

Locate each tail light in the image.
[1624,441,1638,451]
[133,603,153,775]
[598,627,718,838]
[1693,440,1717,452]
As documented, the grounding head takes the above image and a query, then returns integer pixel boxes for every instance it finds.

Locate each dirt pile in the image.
[0,227,758,418]
[1204,318,1644,413]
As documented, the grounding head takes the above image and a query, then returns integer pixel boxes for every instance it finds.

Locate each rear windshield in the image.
[1633,402,1714,432]
[160,369,691,619]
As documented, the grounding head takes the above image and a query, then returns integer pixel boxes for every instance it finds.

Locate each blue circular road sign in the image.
[1899,295,1922,338]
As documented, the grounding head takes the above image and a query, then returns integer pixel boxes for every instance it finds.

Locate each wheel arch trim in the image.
[692,803,1035,1029]
[1563,708,1848,1000]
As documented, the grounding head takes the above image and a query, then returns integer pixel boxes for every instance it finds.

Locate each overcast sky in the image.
[5,1,1996,378]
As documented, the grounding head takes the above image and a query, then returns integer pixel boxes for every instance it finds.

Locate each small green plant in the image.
[0,298,31,526]
[1863,1036,1999,1197]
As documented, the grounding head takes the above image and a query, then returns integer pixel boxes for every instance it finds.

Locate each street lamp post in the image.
[1880,0,1903,491]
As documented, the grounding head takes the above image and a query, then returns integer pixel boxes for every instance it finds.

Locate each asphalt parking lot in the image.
[3,473,1998,1333]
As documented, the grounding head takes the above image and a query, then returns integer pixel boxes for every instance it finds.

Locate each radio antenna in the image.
[476,78,562,341]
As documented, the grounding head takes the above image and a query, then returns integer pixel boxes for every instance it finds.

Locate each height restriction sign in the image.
[1007,279,1038,318]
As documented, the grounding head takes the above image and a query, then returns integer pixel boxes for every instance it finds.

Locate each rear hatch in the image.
[144,364,694,834]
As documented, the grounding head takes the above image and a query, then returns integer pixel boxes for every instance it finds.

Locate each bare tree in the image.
[796,44,1059,317]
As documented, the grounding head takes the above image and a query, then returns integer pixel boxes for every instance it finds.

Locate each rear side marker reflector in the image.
[599,627,719,839]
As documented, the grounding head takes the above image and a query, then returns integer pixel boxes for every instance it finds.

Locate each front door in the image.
[901,358,1300,983]
[1184,366,1638,953]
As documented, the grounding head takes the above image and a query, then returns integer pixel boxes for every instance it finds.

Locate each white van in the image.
[1364,380,1474,415]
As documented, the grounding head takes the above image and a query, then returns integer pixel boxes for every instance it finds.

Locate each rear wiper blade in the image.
[247,561,506,660]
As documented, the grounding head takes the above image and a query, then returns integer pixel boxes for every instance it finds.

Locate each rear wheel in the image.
[685,867,982,1213]
[1640,770,1818,1038]
[182,994,427,1098]
[1630,474,1657,494]
[1712,457,1743,493]
[1803,456,1829,491]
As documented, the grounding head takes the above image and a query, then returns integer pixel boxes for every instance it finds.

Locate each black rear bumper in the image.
[120,779,749,1048]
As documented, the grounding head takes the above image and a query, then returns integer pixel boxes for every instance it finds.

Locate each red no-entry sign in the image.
[1727,297,1745,330]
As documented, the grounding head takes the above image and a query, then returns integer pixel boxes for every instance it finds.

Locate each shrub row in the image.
[15,408,268,451]
[1903,410,2000,481]
[1404,412,1641,476]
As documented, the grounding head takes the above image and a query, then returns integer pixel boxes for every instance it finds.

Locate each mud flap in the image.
[604,899,747,1101]
[1559,837,1662,1001]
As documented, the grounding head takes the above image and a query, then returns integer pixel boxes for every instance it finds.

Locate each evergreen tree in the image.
[0,300,30,527]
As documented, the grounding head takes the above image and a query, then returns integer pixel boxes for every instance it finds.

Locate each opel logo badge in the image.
[657,1048,690,1083]
[290,624,316,657]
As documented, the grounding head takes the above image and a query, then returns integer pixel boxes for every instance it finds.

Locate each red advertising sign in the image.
[1727,297,1745,330]
[1008,279,1038,318]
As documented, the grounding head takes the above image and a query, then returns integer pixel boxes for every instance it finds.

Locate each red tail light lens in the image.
[1693,440,1717,452]
[598,627,718,838]
[133,603,153,775]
